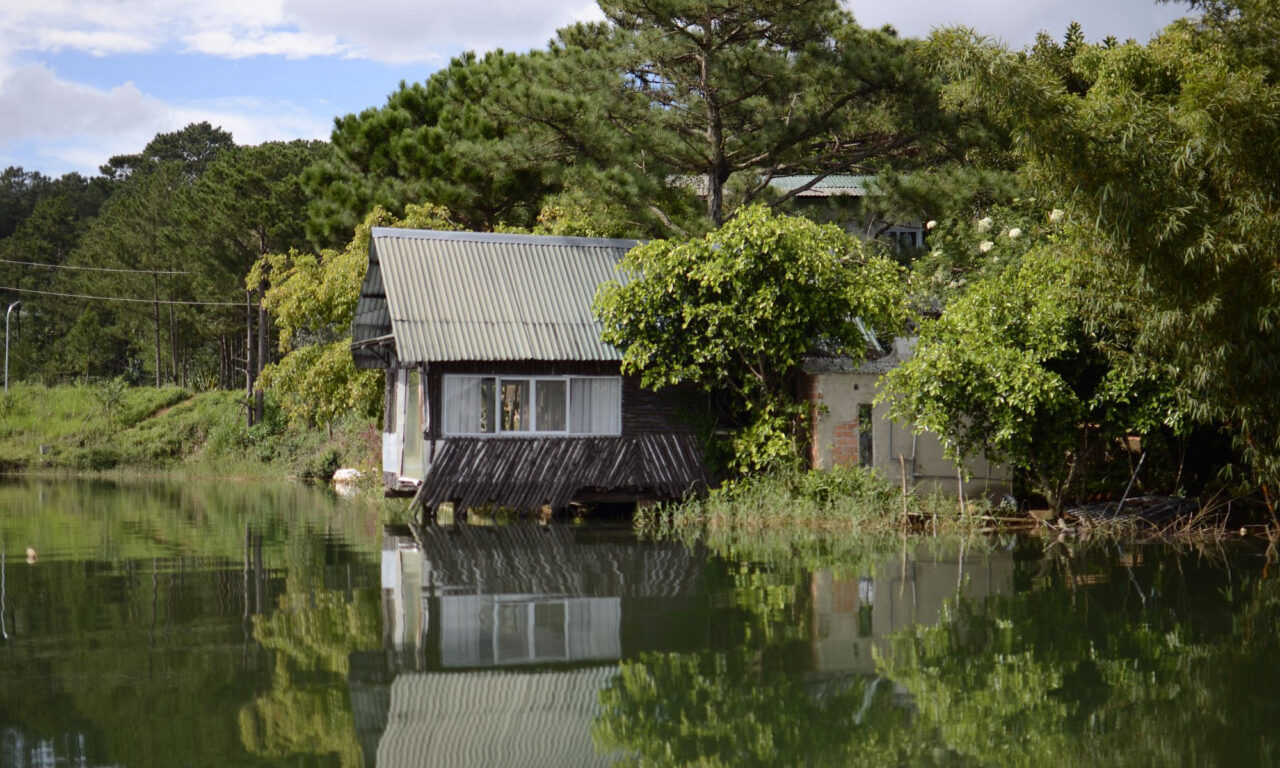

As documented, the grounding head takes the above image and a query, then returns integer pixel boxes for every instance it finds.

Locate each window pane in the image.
[500,380,530,432]
[479,378,495,433]
[570,378,621,434]
[536,380,567,432]
[444,376,496,434]
[533,602,567,659]
[858,403,873,467]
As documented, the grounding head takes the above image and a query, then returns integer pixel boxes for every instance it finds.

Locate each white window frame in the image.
[442,374,622,437]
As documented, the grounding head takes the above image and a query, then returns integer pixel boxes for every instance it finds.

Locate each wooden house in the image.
[351,228,706,513]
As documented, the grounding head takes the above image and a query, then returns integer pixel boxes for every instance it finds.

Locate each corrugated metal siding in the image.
[376,668,619,768]
[371,229,637,364]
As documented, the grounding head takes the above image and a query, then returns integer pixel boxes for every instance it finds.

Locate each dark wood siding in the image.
[411,434,707,514]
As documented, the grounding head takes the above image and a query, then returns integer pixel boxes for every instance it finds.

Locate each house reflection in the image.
[809,548,1015,675]
[352,523,710,768]
[351,526,1014,767]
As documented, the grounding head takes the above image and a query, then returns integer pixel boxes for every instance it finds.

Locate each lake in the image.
[0,477,1275,767]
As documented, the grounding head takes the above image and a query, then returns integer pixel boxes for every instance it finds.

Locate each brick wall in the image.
[832,420,859,466]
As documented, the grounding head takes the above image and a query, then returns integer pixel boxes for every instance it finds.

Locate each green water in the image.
[0,477,1275,767]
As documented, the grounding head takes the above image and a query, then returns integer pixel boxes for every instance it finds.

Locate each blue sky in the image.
[0,1,1191,177]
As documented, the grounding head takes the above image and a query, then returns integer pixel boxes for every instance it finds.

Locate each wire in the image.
[0,285,244,307]
[0,258,189,275]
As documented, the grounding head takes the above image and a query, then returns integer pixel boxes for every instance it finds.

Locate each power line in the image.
[0,258,189,275]
[0,285,243,307]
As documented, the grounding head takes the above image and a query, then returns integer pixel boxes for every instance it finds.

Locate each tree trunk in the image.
[254,298,266,425]
[246,290,254,428]
[152,274,162,389]
[168,302,178,386]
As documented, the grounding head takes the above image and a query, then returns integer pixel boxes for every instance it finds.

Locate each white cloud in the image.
[0,65,163,142]
[182,29,348,59]
[280,0,605,62]
[0,64,330,174]
[0,0,605,64]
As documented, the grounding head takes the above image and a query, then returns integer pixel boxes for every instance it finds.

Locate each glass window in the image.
[443,375,621,436]
[500,379,530,432]
[536,379,567,432]
[570,377,622,434]
[858,403,873,467]
[443,376,496,434]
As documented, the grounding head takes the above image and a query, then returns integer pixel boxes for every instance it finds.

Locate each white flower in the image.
[1008,227,1022,239]
[979,240,994,252]
[926,219,937,230]
[977,216,993,232]
[1049,208,1065,223]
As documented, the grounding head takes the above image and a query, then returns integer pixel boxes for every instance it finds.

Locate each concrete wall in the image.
[806,348,1011,499]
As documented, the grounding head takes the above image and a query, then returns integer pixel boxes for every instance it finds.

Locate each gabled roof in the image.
[770,174,873,197]
[353,229,637,367]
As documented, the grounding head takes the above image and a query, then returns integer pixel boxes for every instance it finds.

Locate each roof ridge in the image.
[370,227,640,250]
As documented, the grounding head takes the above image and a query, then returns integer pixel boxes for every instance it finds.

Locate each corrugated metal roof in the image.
[376,668,619,768]
[356,229,638,364]
[769,174,873,197]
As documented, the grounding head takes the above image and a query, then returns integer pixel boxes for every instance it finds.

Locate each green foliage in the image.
[883,204,1183,512]
[0,383,377,477]
[252,203,456,427]
[90,376,127,426]
[924,3,1280,496]
[303,51,556,244]
[597,205,907,473]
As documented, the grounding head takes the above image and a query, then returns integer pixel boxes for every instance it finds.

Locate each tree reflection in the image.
[880,544,1280,767]
[238,535,382,767]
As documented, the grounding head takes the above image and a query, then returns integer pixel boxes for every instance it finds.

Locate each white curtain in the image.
[536,380,567,432]
[444,376,495,434]
[570,377,621,434]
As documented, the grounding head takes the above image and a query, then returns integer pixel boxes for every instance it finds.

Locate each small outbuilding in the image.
[351,228,707,513]
[802,337,1012,499]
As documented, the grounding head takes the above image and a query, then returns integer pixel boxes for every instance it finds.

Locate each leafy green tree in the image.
[185,140,335,411]
[513,1,944,229]
[923,2,1280,502]
[882,204,1182,514]
[252,203,458,426]
[99,121,234,182]
[597,205,906,472]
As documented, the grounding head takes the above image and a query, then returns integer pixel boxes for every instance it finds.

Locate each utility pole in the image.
[4,301,20,393]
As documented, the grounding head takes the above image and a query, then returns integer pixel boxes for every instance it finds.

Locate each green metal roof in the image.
[354,229,638,366]
[769,174,874,197]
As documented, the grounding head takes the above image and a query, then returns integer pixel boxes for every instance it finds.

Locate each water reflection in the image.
[360,524,1016,768]
[358,523,710,768]
[2,477,1276,767]
[0,476,383,768]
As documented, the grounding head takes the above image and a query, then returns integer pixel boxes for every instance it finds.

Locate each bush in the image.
[299,447,342,480]
[70,446,120,471]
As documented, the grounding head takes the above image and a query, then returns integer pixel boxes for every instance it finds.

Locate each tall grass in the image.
[0,382,379,479]
[640,465,1005,537]
[635,465,1014,570]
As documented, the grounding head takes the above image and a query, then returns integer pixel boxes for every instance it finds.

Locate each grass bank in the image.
[640,465,1015,538]
[639,465,1270,556]
[0,382,379,481]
